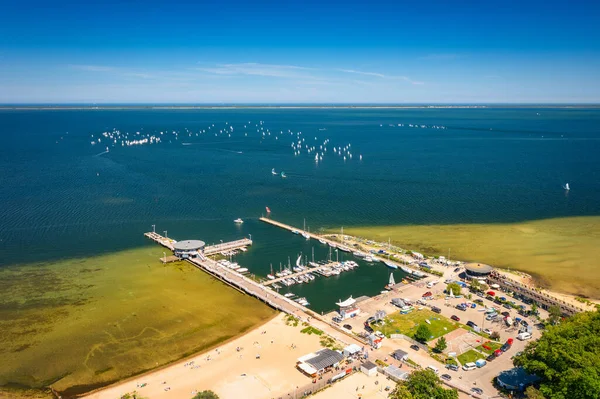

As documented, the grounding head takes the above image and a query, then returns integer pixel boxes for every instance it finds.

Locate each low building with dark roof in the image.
[360,361,378,376]
[297,348,345,377]
[391,349,408,361]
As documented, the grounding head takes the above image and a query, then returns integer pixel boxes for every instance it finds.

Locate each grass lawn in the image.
[374,309,459,341]
[457,349,486,365]
[476,341,503,355]
[301,326,323,335]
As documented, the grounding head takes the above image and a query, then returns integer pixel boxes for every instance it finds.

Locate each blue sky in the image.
[1,0,599,103]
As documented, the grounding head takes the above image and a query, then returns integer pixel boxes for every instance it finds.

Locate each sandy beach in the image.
[84,313,326,399]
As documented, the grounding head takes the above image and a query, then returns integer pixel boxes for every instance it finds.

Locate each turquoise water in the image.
[1,108,599,312]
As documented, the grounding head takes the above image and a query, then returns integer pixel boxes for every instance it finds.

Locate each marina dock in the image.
[262,262,338,286]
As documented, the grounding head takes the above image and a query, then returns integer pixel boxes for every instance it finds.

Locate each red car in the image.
[487,291,496,296]
[451,315,460,322]
[422,291,433,298]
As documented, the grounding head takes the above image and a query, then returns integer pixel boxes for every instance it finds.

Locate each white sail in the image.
[389,272,395,286]
[564,183,570,190]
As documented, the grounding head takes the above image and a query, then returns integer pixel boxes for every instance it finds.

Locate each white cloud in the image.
[337,68,423,85]
[195,62,314,78]
[337,68,386,78]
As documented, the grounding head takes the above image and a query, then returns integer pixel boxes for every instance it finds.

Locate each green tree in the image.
[414,324,431,343]
[445,282,462,296]
[469,279,481,292]
[525,386,546,399]
[531,302,538,315]
[548,305,562,324]
[514,310,600,399]
[434,336,447,353]
[404,369,459,399]
[389,384,414,399]
[192,391,219,399]
[489,331,501,341]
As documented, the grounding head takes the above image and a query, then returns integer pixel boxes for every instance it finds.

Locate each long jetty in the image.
[204,238,253,255]
[259,217,422,274]
[144,232,175,250]
[259,217,356,251]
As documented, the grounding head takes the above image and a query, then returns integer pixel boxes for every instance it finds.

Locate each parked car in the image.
[343,324,353,330]
[456,304,467,311]
[466,321,477,328]
[451,315,460,322]
[471,387,483,395]
[410,344,420,351]
[483,328,492,335]
[477,292,484,298]
[517,332,531,341]
[474,299,484,305]
[487,291,496,296]
[441,374,452,381]
[503,303,512,309]
[445,364,459,371]
[453,267,461,272]
[431,306,442,314]
[501,311,510,317]
[486,353,496,361]
[462,362,477,371]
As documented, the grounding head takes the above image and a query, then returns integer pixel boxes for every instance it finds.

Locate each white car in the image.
[462,362,477,371]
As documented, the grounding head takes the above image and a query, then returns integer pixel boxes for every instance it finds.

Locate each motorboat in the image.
[384,260,398,269]
[234,218,244,224]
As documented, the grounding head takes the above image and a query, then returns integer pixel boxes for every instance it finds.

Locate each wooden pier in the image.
[204,238,253,256]
[144,232,175,251]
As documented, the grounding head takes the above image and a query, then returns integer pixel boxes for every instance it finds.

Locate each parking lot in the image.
[324,264,548,398]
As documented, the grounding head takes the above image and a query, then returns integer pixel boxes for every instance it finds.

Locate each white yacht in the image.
[234,218,244,224]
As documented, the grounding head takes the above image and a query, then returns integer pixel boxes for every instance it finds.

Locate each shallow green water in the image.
[0,246,275,397]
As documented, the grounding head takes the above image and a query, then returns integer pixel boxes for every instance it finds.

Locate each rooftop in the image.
[464,262,494,274]
[361,361,377,370]
[299,348,344,371]
[173,240,206,251]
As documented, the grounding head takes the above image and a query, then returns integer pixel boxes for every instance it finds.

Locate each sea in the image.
[1,107,600,314]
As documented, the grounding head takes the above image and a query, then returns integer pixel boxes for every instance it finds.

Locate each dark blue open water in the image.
[1,108,599,312]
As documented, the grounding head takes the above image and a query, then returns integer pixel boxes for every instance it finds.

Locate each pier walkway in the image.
[204,238,252,255]
[144,232,175,251]
[259,217,356,251]
[262,262,338,286]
